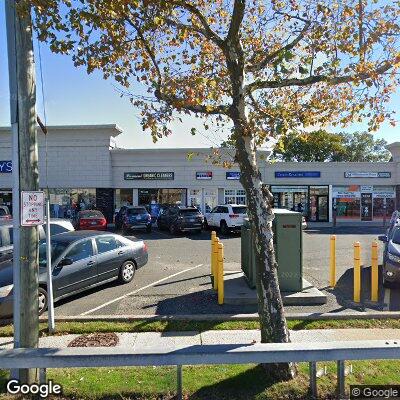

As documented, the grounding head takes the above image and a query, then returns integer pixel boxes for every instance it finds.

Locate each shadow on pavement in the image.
[329,265,385,311]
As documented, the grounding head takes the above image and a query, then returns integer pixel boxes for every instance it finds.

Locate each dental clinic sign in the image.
[0,161,12,173]
[21,191,45,226]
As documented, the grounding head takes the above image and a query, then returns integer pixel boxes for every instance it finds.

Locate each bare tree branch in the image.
[246,61,394,93]
[247,21,311,72]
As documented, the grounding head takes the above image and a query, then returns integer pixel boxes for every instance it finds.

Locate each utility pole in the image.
[6,0,40,383]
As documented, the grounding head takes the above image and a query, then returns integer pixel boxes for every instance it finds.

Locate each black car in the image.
[122,206,152,234]
[0,231,148,317]
[379,219,400,286]
[157,205,204,234]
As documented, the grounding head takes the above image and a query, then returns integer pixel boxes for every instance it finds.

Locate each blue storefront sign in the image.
[275,171,321,178]
[0,161,12,173]
[226,172,241,180]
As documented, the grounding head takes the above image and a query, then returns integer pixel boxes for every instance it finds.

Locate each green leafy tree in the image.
[333,132,391,162]
[26,0,400,380]
[273,130,391,162]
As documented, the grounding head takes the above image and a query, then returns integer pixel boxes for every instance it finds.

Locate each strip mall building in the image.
[1,124,399,224]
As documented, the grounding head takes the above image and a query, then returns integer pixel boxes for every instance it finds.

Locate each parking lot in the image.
[51,225,400,316]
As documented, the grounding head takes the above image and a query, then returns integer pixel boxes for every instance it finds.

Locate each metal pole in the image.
[309,362,317,399]
[177,365,182,400]
[337,360,345,399]
[46,199,55,333]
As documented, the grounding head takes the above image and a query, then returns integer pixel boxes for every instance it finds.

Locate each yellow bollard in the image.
[371,241,379,302]
[353,242,361,303]
[213,237,219,290]
[211,231,216,277]
[329,235,336,287]
[217,242,224,305]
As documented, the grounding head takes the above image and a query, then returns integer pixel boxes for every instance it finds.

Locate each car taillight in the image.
[229,214,239,218]
[143,242,148,252]
[99,218,107,225]
[79,219,89,226]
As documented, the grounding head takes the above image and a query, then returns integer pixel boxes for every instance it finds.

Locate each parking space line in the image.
[80,263,204,316]
[383,287,391,311]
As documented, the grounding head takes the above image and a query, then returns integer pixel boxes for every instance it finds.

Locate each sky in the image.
[0,3,399,150]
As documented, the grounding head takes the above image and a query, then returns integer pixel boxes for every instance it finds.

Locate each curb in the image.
[2,312,400,326]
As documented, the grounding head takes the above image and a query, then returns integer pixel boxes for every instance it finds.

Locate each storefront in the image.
[333,185,396,221]
[270,185,329,222]
[1,124,400,225]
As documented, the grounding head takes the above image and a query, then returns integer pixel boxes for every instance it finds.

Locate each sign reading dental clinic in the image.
[0,161,12,173]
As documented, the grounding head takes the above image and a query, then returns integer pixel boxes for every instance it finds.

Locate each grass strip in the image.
[0,318,400,337]
[1,360,400,399]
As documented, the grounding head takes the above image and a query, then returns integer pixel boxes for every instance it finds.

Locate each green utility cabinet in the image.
[241,209,303,292]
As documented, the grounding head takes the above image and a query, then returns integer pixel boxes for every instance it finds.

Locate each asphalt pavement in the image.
[49,224,400,317]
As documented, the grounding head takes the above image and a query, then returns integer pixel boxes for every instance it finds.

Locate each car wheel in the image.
[38,287,48,316]
[119,260,136,284]
[220,220,229,235]
[146,225,152,233]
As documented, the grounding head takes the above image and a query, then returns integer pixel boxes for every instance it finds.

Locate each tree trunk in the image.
[235,127,297,381]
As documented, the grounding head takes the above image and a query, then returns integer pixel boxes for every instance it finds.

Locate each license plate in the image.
[90,221,97,225]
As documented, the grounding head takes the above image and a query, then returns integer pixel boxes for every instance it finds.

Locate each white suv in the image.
[204,204,247,234]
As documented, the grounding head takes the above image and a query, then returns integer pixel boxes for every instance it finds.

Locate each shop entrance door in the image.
[316,195,328,221]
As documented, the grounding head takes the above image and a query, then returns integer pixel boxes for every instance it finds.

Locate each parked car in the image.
[379,213,400,286]
[74,210,107,231]
[157,205,203,234]
[0,206,11,221]
[0,231,148,317]
[122,206,152,234]
[204,204,247,234]
[0,219,74,265]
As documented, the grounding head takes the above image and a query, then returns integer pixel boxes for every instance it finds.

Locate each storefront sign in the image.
[271,186,308,193]
[275,171,321,178]
[360,185,374,192]
[372,192,396,199]
[361,193,373,221]
[0,161,12,173]
[333,191,361,199]
[124,172,174,180]
[21,191,44,226]
[344,171,391,178]
[196,171,212,180]
[226,172,241,180]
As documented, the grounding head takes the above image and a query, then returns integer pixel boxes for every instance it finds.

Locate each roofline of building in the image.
[111,147,270,153]
[0,124,123,136]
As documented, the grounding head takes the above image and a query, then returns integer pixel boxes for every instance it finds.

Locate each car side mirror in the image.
[59,257,73,267]
[378,235,388,243]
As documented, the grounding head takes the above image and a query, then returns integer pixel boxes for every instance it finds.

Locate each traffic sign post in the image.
[21,191,45,226]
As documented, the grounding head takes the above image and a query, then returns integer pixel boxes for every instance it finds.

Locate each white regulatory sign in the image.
[21,191,45,226]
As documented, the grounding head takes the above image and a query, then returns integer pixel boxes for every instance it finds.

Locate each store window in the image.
[270,186,308,215]
[309,186,329,222]
[188,189,202,210]
[138,188,187,206]
[372,186,396,220]
[48,188,96,219]
[115,189,133,209]
[204,189,217,213]
[224,189,246,205]
[333,186,361,220]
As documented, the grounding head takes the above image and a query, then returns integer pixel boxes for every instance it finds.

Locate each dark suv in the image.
[157,206,204,234]
[122,206,152,234]
[379,211,400,286]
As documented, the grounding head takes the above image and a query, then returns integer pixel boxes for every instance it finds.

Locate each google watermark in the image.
[351,385,400,399]
[6,379,62,398]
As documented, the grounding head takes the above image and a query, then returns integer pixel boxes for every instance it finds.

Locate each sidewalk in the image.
[1,328,399,349]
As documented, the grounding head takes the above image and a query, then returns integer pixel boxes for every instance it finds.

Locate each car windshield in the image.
[127,208,147,216]
[179,209,201,216]
[231,206,247,214]
[79,211,103,218]
[38,240,69,267]
[392,228,400,245]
